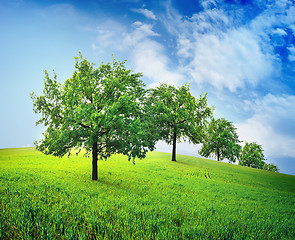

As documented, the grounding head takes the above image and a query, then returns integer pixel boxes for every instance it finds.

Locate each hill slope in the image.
[0,148,294,239]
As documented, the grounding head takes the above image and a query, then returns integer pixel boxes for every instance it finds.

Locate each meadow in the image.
[0,148,294,239]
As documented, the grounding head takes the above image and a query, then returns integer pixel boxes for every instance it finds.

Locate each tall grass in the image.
[0,148,294,239]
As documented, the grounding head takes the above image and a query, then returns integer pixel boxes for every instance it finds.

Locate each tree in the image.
[263,163,279,172]
[199,118,241,162]
[239,142,266,169]
[147,83,213,161]
[31,53,155,180]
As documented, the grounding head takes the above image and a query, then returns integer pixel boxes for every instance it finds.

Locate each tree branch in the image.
[178,119,186,124]
[57,114,91,129]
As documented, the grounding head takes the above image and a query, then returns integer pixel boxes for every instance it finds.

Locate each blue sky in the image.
[1,0,295,175]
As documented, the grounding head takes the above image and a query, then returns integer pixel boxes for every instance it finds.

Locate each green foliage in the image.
[199,118,241,162]
[0,148,294,239]
[239,142,266,169]
[31,53,155,177]
[264,163,280,172]
[147,83,213,161]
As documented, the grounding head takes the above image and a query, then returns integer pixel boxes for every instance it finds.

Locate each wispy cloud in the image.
[132,40,183,87]
[124,22,182,86]
[201,0,220,10]
[131,8,157,20]
[165,4,277,92]
[163,0,295,93]
[93,20,183,86]
[124,21,159,45]
[179,28,274,92]
[287,44,295,61]
[272,28,287,36]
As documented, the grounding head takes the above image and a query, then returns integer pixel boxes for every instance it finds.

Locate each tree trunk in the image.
[172,128,177,161]
[217,149,220,161]
[92,142,98,180]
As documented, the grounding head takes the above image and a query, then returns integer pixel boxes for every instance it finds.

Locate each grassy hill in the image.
[0,148,294,239]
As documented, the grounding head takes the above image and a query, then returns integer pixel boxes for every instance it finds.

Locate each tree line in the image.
[31,53,279,180]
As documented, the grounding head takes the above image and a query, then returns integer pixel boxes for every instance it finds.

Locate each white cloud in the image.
[178,27,273,92]
[94,21,159,52]
[188,8,231,33]
[94,20,128,52]
[236,94,295,158]
[123,22,182,86]
[201,0,220,10]
[132,41,183,86]
[177,35,192,59]
[287,44,295,61]
[164,5,275,92]
[124,21,159,45]
[131,8,157,20]
[93,20,183,86]
[164,0,295,93]
[92,0,293,93]
[272,28,287,36]
[91,43,98,50]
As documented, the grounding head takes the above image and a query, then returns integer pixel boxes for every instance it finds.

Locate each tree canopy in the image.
[263,163,279,172]
[199,118,241,162]
[31,53,155,180]
[147,83,213,161]
[239,142,265,169]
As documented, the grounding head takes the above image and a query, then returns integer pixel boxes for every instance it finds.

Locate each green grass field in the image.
[0,148,294,239]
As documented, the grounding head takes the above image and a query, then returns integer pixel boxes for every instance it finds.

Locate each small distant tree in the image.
[31,53,156,180]
[263,163,279,172]
[239,142,266,169]
[199,118,241,162]
[147,83,213,161]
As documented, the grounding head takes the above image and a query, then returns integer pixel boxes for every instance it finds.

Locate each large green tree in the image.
[199,118,241,162]
[147,83,213,161]
[31,53,155,180]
